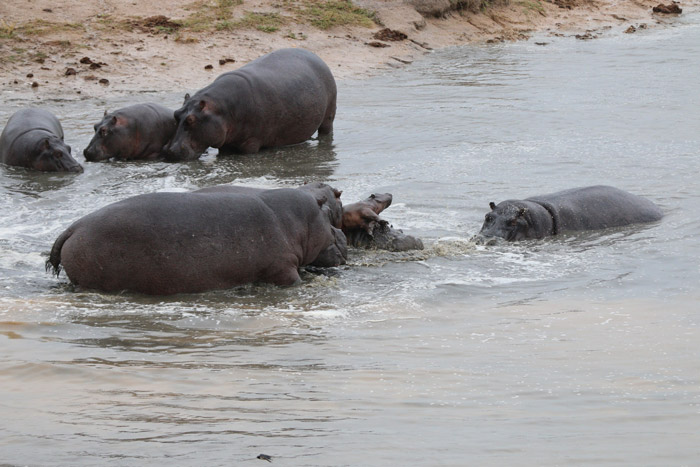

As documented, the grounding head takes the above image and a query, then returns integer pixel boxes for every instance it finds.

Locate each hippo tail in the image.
[46,228,72,277]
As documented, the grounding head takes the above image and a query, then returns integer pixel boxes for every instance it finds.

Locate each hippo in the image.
[83,103,176,162]
[165,48,337,160]
[479,185,663,241]
[309,226,348,267]
[346,223,424,252]
[341,193,393,235]
[46,182,344,295]
[341,192,424,252]
[0,108,82,172]
[195,183,347,267]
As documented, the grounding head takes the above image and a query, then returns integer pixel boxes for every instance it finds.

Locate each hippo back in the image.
[1,108,63,162]
[527,185,663,233]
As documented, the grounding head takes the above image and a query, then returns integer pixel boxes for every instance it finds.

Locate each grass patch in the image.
[518,0,545,14]
[182,0,243,31]
[228,12,286,32]
[1,19,17,39]
[16,19,84,37]
[297,0,376,30]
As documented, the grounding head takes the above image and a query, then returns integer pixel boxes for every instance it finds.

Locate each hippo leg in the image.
[318,100,336,135]
[239,137,262,154]
[266,263,302,286]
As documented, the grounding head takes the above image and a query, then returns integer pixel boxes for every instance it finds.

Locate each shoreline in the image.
[0,0,695,98]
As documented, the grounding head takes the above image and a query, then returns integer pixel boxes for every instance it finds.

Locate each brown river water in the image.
[1,14,699,466]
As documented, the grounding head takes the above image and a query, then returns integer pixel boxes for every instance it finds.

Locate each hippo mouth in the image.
[83,147,109,162]
[164,140,208,161]
[472,233,505,245]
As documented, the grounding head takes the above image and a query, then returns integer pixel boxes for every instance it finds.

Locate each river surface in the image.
[2,15,700,466]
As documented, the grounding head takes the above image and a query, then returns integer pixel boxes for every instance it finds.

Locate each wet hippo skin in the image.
[47,182,344,294]
[0,108,82,173]
[83,103,176,161]
[166,48,337,160]
[479,185,663,241]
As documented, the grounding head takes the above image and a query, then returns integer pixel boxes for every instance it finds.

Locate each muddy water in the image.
[2,17,700,466]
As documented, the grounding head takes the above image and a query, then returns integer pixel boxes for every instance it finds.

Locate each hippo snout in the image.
[472,232,503,246]
[83,143,110,162]
[163,140,202,162]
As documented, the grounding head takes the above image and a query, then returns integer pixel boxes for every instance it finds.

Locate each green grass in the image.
[228,12,286,32]
[16,19,84,36]
[518,0,545,14]
[0,19,17,39]
[182,0,243,31]
[298,0,376,30]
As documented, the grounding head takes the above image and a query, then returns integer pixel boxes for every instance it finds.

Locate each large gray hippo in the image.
[479,185,663,241]
[83,103,176,161]
[0,108,83,172]
[47,182,343,295]
[165,48,337,160]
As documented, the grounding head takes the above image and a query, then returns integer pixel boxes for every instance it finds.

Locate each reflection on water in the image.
[2,16,700,466]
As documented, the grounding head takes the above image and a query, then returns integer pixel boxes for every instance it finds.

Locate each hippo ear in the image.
[489,202,497,210]
[104,109,109,117]
[183,93,190,104]
[333,189,342,199]
[370,194,376,199]
[110,116,118,125]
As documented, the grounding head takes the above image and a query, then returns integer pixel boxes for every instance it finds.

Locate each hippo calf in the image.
[342,192,424,252]
[0,108,82,172]
[83,103,176,161]
[47,182,343,295]
[165,48,337,160]
[479,185,663,241]
[342,193,393,234]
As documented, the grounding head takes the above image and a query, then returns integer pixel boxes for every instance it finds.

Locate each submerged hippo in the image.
[0,108,82,172]
[346,223,424,252]
[479,185,663,241]
[83,103,176,161]
[165,48,337,160]
[47,182,343,295]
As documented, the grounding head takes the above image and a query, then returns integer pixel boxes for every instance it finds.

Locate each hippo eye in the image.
[54,151,63,159]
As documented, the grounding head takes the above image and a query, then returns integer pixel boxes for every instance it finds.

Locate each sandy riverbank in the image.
[0,0,693,97]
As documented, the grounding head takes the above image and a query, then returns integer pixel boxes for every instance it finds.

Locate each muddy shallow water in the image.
[1,16,700,466]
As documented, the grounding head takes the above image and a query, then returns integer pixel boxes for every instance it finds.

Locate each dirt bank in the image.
[0,0,693,97]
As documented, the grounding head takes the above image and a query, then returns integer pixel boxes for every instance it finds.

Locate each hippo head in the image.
[165,94,227,161]
[84,112,131,162]
[479,201,538,242]
[33,136,83,173]
[366,193,392,213]
[300,181,343,229]
[342,193,393,234]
